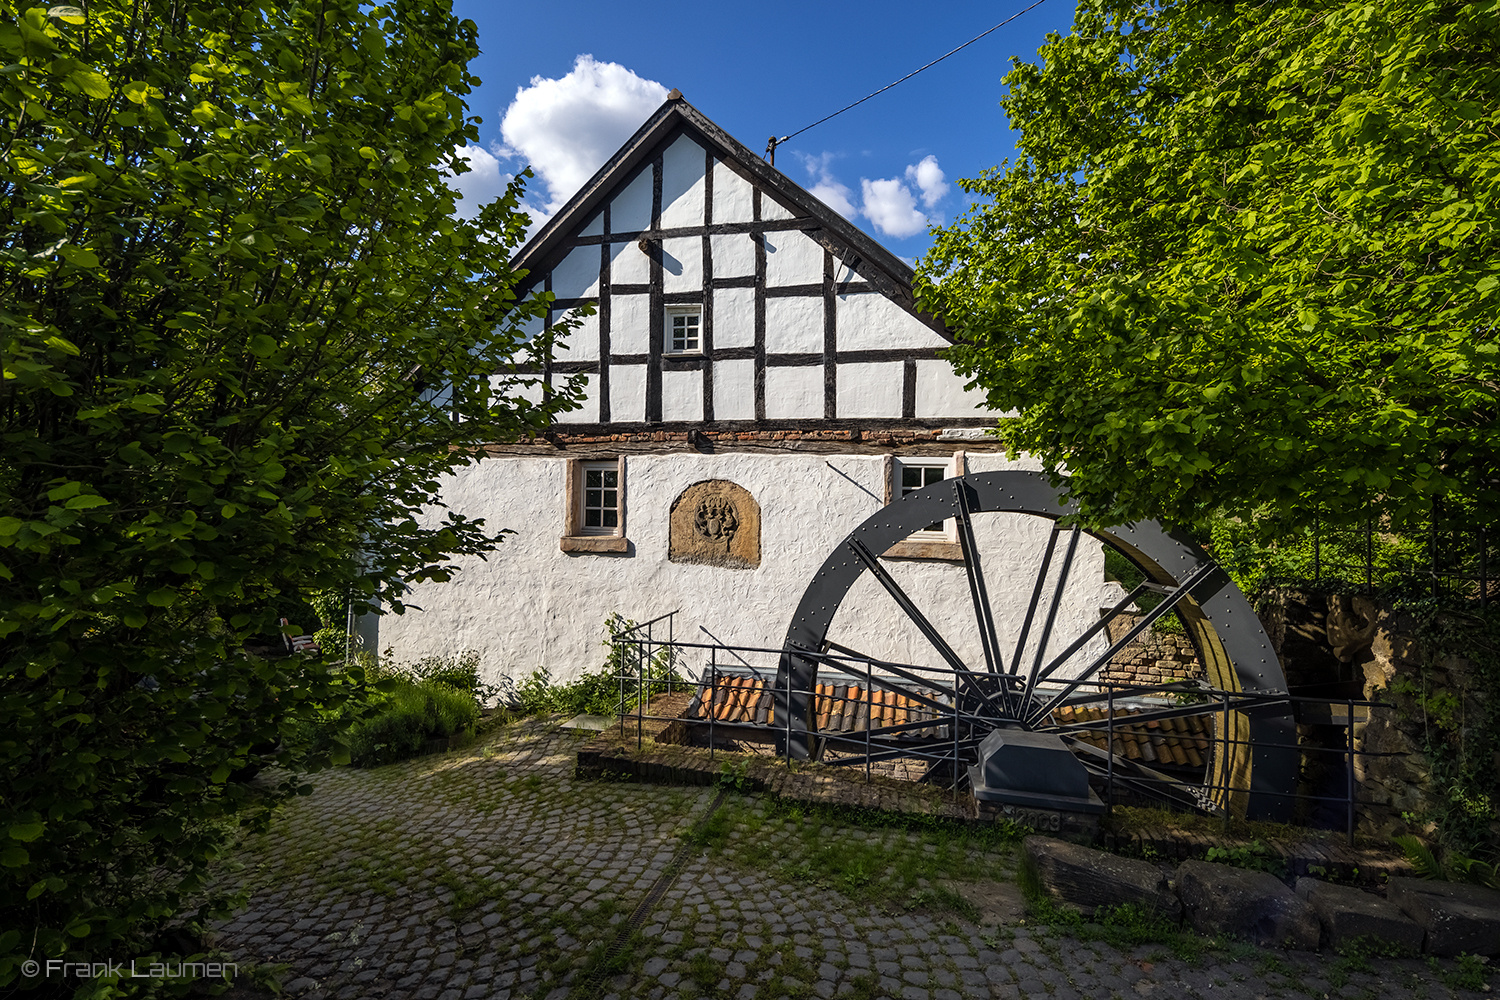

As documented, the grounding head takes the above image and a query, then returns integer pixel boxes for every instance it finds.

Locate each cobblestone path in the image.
[212,718,1495,1000]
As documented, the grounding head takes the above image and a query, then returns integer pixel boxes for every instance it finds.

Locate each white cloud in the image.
[499,55,668,217]
[795,151,858,221]
[860,177,927,238]
[905,155,948,209]
[791,151,950,239]
[445,144,513,219]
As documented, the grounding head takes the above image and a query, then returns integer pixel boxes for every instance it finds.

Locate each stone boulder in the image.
[1176,860,1320,950]
[1388,876,1500,956]
[1294,878,1424,954]
[1023,836,1181,921]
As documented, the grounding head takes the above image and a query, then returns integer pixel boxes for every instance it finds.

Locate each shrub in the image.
[343,677,479,767]
[510,614,682,717]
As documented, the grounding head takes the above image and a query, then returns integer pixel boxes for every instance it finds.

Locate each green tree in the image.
[0,0,572,983]
[917,0,1500,533]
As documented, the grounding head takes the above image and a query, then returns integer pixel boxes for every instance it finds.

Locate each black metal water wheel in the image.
[775,470,1298,822]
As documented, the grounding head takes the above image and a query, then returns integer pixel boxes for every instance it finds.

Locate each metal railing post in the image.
[708,655,716,765]
[865,656,872,784]
[951,662,960,792]
[1347,698,1357,847]
[1106,685,1115,815]
[785,657,793,768]
[1221,690,1231,833]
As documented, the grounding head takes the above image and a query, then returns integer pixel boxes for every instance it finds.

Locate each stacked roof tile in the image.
[682,674,950,740]
[1051,704,1211,769]
[680,675,1214,769]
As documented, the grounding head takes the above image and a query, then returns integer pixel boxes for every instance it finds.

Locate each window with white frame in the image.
[894,456,957,537]
[666,306,701,354]
[560,458,628,553]
[579,461,620,534]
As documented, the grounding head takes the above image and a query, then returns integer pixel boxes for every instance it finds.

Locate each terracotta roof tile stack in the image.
[682,674,951,740]
[1051,704,1211,770]
[680,676,1213,770]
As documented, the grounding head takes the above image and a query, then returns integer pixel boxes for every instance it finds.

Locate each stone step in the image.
[1388,876,1500,957]
[1294,877,1424,954]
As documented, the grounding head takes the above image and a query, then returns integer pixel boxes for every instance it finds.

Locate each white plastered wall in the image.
[379,451,1121,693]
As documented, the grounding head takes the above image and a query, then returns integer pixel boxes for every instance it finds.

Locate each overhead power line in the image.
[766,0,1053,165]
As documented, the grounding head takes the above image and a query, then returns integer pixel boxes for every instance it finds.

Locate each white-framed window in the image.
[666,305,701,354]
[890,453,969,536]
[561,457,629,553]
[903,462,949,533]
[579,461,620,534]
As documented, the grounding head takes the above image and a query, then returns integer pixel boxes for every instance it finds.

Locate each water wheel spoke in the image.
[1009,522,1060,676]
[818,640,1016,731]
[844,539,1006,718]
[952,479,1005,677]
[1067,737,1225,815]
[1020,524,1082,708]
[1040,696,1239,735]
[1030,582,1150,687]
[1025,559,1221,728]
[819,738,986,768]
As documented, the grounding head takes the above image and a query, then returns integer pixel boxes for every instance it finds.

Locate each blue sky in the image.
[445,0,1080,262]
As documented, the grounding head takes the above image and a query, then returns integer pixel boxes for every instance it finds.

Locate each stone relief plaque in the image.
[668,480,760,569]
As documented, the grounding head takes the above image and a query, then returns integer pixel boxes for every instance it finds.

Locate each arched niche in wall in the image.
[668,480,761,570]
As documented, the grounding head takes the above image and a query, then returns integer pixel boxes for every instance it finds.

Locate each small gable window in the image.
[666,306,701,354]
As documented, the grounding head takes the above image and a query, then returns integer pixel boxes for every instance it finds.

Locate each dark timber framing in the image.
[514,95,967,432]
[753,187,767,422]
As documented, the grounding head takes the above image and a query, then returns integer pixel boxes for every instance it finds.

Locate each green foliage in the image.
[395,648,501,707]
[511,614,682,717]
[1393,834,1498,889]
[289,650,491,767]
[716,758,752,793]
[308,589,351,662]
[1398,607,1500,859]
[1430,953,1492,993]
[1102,544,1182,634]
[1207,514,1435,599]
[1204,839,1287,878]
[0,0,578,984]
[917,0,1500,535]
[341,677,479,767]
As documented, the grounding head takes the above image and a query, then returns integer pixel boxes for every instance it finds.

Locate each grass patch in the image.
[1431,954,1491,993]
[1107,804,1342,847]
[686,793,1019,919]
[687,951,722,991]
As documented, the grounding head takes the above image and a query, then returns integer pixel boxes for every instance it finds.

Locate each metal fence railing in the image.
[1281,514,1494,607]
[608,612,1401,846]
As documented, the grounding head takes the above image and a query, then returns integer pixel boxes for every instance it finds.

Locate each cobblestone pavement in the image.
[212,717,1496,1000]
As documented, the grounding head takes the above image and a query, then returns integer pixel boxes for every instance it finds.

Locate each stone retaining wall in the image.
[1099,614,1205,690]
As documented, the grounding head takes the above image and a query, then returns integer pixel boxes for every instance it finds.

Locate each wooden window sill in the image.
[560,535,629,553]
[881,539,963,561]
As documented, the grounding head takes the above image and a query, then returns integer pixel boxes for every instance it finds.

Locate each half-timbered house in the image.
[375,93,1120,686]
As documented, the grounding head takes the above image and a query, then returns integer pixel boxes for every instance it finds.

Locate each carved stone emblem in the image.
[694,496,738,542]
[670,480,759,569]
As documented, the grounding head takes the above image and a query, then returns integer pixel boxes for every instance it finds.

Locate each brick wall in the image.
[1098,613,1205,690]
